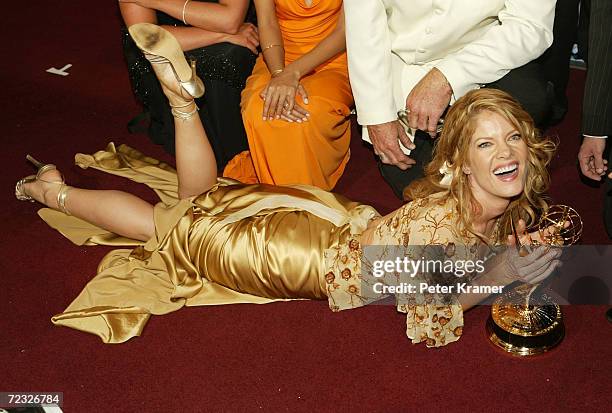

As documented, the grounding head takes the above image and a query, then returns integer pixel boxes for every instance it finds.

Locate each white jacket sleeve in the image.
[435,0,555,98]
[344,0,397,126]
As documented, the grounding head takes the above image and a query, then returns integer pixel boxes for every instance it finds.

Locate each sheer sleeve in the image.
[324,237,372,312]
[370,196,470,347]
[399,302,463,347]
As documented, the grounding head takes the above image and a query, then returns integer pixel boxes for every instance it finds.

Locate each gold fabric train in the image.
[44,143,379,343]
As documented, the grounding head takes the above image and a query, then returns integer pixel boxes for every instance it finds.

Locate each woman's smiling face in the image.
[463,110,529,203]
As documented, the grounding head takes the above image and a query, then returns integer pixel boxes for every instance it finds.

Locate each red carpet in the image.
[1,2,611,412]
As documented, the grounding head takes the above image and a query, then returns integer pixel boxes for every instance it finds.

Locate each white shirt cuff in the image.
[356,110,398,127]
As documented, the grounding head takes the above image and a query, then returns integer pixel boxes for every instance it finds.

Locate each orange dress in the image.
[223,0,353,190]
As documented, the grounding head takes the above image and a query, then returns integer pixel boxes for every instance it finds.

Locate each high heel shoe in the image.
[128,23,205,99]
[15,155,72,215]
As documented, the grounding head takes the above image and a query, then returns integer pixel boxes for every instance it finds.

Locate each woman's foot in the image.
[146,57,198,113]
[129,23,204,118]
[20,167,65,209]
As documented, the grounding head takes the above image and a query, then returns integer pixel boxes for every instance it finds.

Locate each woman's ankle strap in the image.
[57,184,72,216]
[171,103,199,120]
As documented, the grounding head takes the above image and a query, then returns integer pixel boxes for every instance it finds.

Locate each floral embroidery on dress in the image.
[324,237,368,311]
[324,194,478,348]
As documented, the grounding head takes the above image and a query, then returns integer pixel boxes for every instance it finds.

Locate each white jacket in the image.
[344,0,556,127]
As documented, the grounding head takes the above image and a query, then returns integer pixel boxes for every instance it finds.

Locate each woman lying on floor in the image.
[15,24,562,346]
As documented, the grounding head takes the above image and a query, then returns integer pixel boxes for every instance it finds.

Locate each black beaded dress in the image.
[122,1,257,169]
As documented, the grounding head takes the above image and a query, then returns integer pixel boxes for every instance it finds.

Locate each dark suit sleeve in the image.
[582,0,612,136]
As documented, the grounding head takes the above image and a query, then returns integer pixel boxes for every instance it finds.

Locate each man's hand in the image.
[578,137,607,181]
[367,121,416,170]
[405,68,452,138]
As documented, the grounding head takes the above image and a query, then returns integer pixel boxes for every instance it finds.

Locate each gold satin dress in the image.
[44,143,379,343]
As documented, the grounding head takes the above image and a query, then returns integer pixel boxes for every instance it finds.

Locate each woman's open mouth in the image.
[493,162,519,182]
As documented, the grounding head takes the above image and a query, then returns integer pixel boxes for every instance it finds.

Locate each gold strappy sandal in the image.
[15,155,72,215]
[129,23,205,100]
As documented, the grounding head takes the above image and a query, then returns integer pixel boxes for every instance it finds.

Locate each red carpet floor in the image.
[1,2,611,412]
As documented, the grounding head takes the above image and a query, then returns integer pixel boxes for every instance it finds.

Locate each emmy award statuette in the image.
[486,205,583,356]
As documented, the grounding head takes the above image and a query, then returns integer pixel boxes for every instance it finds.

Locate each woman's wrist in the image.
[480,260,516,287]
[281,66,301,81]
[219,31,232,42]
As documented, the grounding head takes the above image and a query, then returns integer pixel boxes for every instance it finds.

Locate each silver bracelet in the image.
[182,0,191,25]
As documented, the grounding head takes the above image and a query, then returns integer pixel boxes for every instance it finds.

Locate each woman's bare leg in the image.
[149,61,218,198]
[22,168,155,241]
[20,26,218,241]
[20,85,218,241]
[173,100,218,198]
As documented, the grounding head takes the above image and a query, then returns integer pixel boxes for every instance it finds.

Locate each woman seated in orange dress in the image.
[223,0,353,190]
